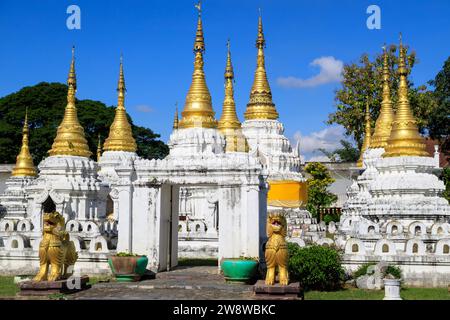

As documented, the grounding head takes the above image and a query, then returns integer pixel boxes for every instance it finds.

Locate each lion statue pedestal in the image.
[253,212,303,300]
[34,211,78,281]
[18,211,90,296]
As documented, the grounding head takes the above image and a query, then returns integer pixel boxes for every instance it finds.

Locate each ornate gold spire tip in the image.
[244,13,279,120]
[383,35,428,158]
[371,43,395,149]
[173,103,179,130]
[96,134,102,162]
[178,1,217,129]
[48,47,92,158]
[12,108,37,177]
[103,55,137,153]
[218,40,249,153]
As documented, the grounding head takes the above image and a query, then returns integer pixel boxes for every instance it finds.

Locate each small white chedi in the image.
[336,40,450,287]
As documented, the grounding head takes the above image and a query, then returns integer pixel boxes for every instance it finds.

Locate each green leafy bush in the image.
[287,243,345,291]
[385,266,402,279]
[352,262,376,279]
[323,214,340,225]
[115,252,141,257]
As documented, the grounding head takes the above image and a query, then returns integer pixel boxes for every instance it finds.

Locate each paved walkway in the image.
[71,266,255,300]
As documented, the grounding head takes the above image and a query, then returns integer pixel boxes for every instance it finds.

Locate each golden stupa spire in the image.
[218,40,241,131]
[103,55,137,152]
[178,1,217,129]
[96,134,102,161]
[48,46,92,157]
[218,40,249,153]
[12,108,37,177]
[244,11,279,120]
[173,103,179,130]
[357,99,372,167]
[371,44,395,148]
[383,34,428,158]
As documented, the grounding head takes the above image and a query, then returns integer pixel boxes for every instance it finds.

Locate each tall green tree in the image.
[441,167,450,203]
[318,140,359,162]
[0,82,168,164]
[305,162,337,220]
[328,44,438,149]
[428,56,450,154]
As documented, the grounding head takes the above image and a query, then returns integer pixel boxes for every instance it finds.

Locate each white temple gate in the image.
[109,156,268,272]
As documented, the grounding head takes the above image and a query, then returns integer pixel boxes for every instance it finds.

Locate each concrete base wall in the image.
[0,250,111,276]
[178,240,218,259]
[343,254,450,287]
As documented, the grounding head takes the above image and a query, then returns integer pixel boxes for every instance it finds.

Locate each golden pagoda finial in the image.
[96,134,102,162]
[357,99,372,167]
[103,55,137,152]
[178,1,217,129]
[48,46,92,157]
[12,108,37,177]
[371,44,395,148]
[173,102,179,130]
[383,35,428,157]
[218,40,249,153]
[244,12,279,120]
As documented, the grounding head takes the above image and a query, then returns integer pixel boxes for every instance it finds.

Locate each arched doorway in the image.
[42,197,56,213]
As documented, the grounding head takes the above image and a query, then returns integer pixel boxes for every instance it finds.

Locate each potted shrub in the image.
[108,252,148,282]
[220,257,259,283]
[383,266,402,300]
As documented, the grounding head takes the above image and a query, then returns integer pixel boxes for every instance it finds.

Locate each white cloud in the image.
[307,155,331,162]
[277,56,343,88]
[292,126,346,161]
[135,104,154,113]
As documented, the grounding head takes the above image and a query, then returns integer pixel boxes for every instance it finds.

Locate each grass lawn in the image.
[178,258,218,266]
[0,275,112,298]
[305,287,450,300]
[0,276,19,297]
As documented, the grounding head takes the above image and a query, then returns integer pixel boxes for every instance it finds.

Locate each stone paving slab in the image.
[71,266,256,300]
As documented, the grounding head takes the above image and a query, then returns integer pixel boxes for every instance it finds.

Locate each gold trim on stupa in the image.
[218,40,249,153]
[48,47,92,158]
[96,134,102,162]
[244,13,279,121]
[178,2,217,129]
[103,55,137,153]
[371,45,395,148]
[357,99,372,167]
[383,35,428,158]
[12,109,37,177]
[173,103,179,130]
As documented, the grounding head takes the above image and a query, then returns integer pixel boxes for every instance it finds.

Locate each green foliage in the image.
[115,252,141,257]
[318,140,360,162]
[323,214,339,225]
[305,287,450,300]
[305,162,338,219]
[0,82,169,164]
[441,167,450,202]
[352,263,376,279]
[0,276,18,297]
[178,258,218,266]
[48,293,68,300]
[428,56,450,154]
[385,265,402,279]
[328,44,438,149]
[287,243,345,291]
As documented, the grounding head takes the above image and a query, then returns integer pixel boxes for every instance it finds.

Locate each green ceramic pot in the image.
[108,255,148,282]
[221,259,258,283]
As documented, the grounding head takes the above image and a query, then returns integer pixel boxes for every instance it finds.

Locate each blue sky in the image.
[1,0,449,160]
